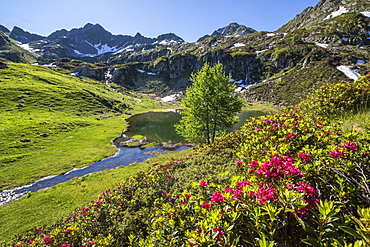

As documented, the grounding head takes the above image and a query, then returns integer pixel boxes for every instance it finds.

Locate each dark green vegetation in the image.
[0,63,166,190]
[2,73,369,246]
[175,63,244,144]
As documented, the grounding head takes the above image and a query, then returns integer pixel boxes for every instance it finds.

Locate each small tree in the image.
[175,62,244,144]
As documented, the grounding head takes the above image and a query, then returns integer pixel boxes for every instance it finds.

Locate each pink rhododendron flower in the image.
[256,128,262,132]
[201,202,212,209]
[162,190,168,195]
[255,187,278,205]
[272,123,279,127]
[61,243,71,247]
[236,180,251,187]
[287,132,296,138]
[211,191,226,202]
[249,160,259,168]
[296,182,316,196]
[83,242,96,246]
[256,155,303,179]
[264,119,272,124]
[185,194,192,200]
[224,187,234,193]
[286,183,294,190]
[329,149,344,158]
[168,213,174,218]
[199,181,208,186]
[235,160,243,165]
[343,142,358,151]
[298,152,311,162]
[42,236,54,245]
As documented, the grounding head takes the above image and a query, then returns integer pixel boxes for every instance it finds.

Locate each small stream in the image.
[0,145,189,206]
[0,110,266,206]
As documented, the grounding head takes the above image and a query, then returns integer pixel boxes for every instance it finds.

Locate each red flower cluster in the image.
[211,191,226,202]
[256,155,303,179]
[256,186,278,205]
[298,152,311,162]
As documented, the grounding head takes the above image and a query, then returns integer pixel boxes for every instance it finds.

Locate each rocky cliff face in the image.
[2,0,370,106]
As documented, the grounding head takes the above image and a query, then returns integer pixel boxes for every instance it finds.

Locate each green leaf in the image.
[338,226,362,239]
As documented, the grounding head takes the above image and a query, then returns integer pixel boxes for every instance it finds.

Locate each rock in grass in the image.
[19,138,31,142]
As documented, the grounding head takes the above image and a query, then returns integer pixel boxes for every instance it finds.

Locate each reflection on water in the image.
[123,110,267,143]
[124,112,184,143]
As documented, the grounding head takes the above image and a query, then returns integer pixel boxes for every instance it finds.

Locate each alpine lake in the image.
[117,110,266,144]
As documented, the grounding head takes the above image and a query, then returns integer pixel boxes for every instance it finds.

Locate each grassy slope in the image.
[0,63,168,190]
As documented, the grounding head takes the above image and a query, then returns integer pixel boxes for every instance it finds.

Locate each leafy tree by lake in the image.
[175,62,244,144]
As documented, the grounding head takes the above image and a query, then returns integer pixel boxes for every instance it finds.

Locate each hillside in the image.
[1,73,369,246]
[0,63,166,191]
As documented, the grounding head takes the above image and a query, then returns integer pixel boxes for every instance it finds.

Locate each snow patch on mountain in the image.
[336,65,360,81]
[324,6,348,20]
[360,11,370,18]
[315,43,329,48]
[230,43,245,48]
[161,94,180,102]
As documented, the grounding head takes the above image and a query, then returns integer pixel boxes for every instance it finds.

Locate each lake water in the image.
[121,110,266,143]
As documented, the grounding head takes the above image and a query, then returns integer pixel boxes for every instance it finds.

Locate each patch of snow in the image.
[256,49,268,56]
[154,40,180,46]
[161,94,180,102]
[235,84,252,93]
[324,6,348,20]
[231,43,245,48]
[357,59,365,65]
[342,37,349,42]
[147,72,157,76]
[137,69,145,73]
[266,33,276,37]
[336,65,360,81]
[360,11,370,18]
[43,63,56,67]
[315,43,329,48]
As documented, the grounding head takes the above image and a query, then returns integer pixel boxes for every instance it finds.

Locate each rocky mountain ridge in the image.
[1,0,370,106]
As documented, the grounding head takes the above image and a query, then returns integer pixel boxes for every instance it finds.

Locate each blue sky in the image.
[0,0,320,42]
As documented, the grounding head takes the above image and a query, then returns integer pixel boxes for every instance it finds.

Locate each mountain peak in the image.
[0,25,10,34]
[9,26,45,43]
[197,22,256,42]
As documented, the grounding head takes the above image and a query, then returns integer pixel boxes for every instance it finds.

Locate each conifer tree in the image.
[175,62,244,144]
